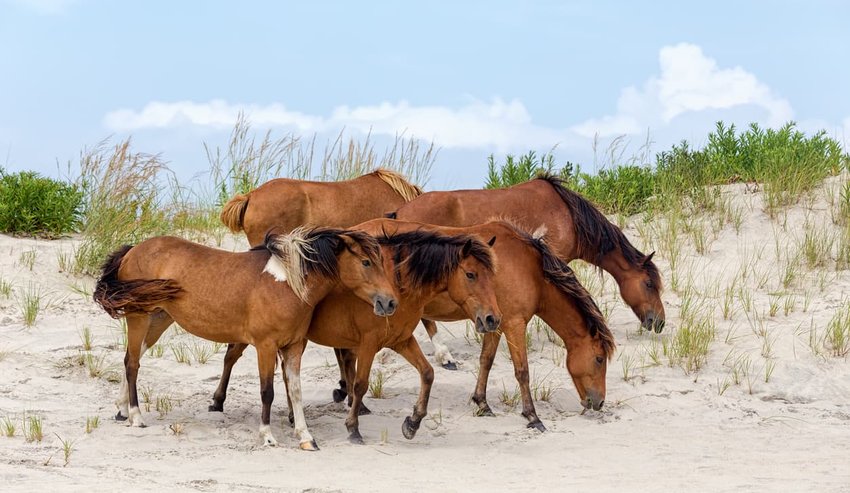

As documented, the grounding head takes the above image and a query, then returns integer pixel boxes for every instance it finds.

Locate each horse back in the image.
[396,181,576,258]
[242,176,408,246]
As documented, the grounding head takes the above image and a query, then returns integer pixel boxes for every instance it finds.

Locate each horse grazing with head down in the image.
[93,227,396,451]
[220,168,423,246]
[391,173,663,368]
[207,219,503,444]
[334,221,614,431]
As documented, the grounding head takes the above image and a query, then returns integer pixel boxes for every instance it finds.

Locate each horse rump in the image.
[93,245,182,318]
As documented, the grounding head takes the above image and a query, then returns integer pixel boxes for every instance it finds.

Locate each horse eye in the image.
[465,272,476,280]
[595,356,604,364]
[361,259,371,267]
[644,280,654,289]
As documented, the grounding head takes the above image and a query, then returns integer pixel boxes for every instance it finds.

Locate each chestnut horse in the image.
[220,168,422,246]
[208,219,502,443]
[334,221,614,431]
[391,173,662,367]
[93,228,396,450]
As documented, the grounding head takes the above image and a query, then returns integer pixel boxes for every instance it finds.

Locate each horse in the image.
[206,219,502,444]
[390,173,662,368]
[220,168,422,246]
[333,220,614,431]
[93,227,397,451]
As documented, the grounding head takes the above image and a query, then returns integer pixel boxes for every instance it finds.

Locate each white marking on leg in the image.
[259,424,278,446]
[430,329,456,367]
[285,364,315,449]
[116,376,129,418]
[128,406,145,427]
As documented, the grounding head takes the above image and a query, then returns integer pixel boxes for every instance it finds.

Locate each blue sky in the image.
[2,0,849,189]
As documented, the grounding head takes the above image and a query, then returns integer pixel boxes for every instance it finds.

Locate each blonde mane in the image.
[373,169,423,202]
[262,227,316,303]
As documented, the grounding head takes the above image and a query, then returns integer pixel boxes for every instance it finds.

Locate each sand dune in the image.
[1,181,849,492]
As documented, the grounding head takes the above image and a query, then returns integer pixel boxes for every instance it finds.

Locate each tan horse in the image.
[220,169,422,246]
[334,221,614,431]
[208,219,502,443]
[93,228,396,450]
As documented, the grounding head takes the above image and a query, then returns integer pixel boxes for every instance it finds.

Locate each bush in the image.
[579,165,656,216]
[485,151,579,189]
[0,170,83,237]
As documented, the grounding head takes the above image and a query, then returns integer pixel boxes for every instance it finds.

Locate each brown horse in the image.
[93,228,396,450]
[220,168,422,246]
[392,173,664,330]
[208,219,502,444]
[334,221,614,431]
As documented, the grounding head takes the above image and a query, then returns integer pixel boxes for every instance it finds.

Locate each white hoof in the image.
[128,407,146,428]
[260,424,278,446]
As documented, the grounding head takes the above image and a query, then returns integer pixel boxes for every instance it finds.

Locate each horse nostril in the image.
[388,299,397,311]
[598,400,604,409]
[485,314,495,328]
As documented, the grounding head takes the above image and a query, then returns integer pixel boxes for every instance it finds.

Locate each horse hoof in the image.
[442,361,458,371]
[299,439,320,451]
[358,404,372,416]
[208,403,223,412]
[114,411,127,421]
[348,432,364,445]
[528,421,547,432]
[401,416,420,440]
[474,408,495,417]
[332,388,348,403]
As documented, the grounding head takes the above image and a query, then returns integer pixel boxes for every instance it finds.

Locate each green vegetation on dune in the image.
[0,169,83,237]
[486,121,849,217]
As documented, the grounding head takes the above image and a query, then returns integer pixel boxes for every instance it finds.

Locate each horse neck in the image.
[596,247,637,287]
[300,275,339,306]
[536,281,590,348]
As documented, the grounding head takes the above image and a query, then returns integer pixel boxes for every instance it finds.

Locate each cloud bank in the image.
[105,43,809,151]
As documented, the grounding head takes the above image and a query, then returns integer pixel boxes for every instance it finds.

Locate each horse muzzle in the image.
[642,311,665,333]
[372,294,398,317]
[581,390,605,411]
[474,312,501,333]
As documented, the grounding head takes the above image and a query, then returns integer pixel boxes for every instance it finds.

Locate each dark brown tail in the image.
[220,193,249,233]
[93,245,182,319]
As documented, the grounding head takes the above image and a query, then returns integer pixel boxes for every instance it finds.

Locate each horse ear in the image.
[461,238,473,257]
[334,234,353,254]
[487,236,496,247]
[644,251,655,264]
[384,211,397,219]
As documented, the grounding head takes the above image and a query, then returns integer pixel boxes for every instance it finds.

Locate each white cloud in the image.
[104,98,572,152]
[572,43,794,138]
[103,43,806,152]
[6,0,78,15]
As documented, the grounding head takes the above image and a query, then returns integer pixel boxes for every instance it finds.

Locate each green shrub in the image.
[485,151,579,189]
[579,165,656,216]
[0,170,83,237]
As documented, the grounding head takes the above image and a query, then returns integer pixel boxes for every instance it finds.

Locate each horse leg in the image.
[423,319,458,370]
[345,347,377,444]
[471,331,501,417]
[337,348,371,415]
[393,337,435,440]
[332,347,348,403]
[255,342,279,446]
[123,314,150,427]
[503,321,545,432]
[116,311,172,421]
[210,343,248,412]
[280,341,318,451]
